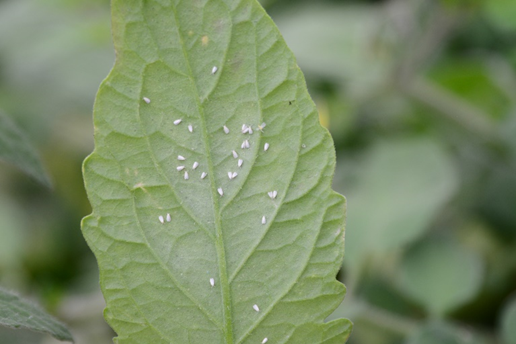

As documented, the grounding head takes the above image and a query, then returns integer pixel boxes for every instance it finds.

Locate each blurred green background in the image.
[1,0,516,343]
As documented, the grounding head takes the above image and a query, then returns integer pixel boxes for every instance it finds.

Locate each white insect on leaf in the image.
[228,172,234,180]
[210,278,215,287]
[232,150,238,159]
[188,124,193,133]
[158,215,164,224]
[177,166,185,171]
[241,140,250,149]
[257,122,266,132]
[223,125,230,134]
[261,216,266,225]
[166,213,171,222]
[201,172,207,179]
[184,171,189,180]
[173,119,182,125]
[211,66,218,74]
[242,125,253,134]
[262,338,268,344]
[217,187,224,196]
[253,304,260,312]
[192,162,199,170]
[178,155,186,161]
[232,172,238,179]
[143,97,151,104]
[264,143,270,151]
[238,159,243,168]
[268,190,278,199]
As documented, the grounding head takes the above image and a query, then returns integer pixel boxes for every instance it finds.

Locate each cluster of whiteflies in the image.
[143,66,277,344]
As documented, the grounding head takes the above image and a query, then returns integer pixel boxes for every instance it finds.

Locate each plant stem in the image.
[403,77,498,142]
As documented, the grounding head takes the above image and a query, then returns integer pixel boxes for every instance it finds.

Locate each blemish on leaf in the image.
[133,182,145,189]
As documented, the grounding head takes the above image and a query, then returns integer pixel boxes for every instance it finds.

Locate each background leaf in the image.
[500,295,516,344]
[399,238,484,316]
[405,322,485,344]
[343,137,458,272]
[82,0,351,343]
[0,111,51,186]
[275,3,394,96]
[484,0,516,31]
[0,288,73,342]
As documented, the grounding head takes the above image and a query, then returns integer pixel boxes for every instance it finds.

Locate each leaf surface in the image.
[343,138,458,272]
[406,322,486,344]
[0,288,73,342]
[82,0,351,343]
[0,111,50,186]
[275,3,392,93]
[399,238,483,316]
[500,295,516,344]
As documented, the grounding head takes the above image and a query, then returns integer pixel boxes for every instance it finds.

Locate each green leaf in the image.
[500,296,516,344]
[343,138,458,271]
[0,0,113,127]
[405,321,486,344]
[484,0,516,31]
[0,111,51,186]
[0,196,25,271]
[275,4,393,96]
[82,1,351,343]
[399,238,484,316]
[0,288,73,342]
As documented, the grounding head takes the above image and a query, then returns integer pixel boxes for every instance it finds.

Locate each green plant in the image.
[81,0,352,343]
[4,1,516,344]
[0,287,73,342]
[0,111,73,342]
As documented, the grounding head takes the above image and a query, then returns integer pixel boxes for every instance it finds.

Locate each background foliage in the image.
[0,0,515,343]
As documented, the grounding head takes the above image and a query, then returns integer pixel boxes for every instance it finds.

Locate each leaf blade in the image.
[0,111,51,187]
[344,137,458,271]
[0,288,73,342]
[82,1,350,343]
[399,238,484,316]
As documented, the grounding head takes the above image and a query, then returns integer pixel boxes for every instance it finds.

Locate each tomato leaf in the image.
[82,1,351,343]
[0,111,50,187]
[0,288,73,342]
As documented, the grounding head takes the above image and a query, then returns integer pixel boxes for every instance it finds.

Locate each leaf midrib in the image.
[120,3,331,343]
[165,3,235,344]
[112,9,234,342]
